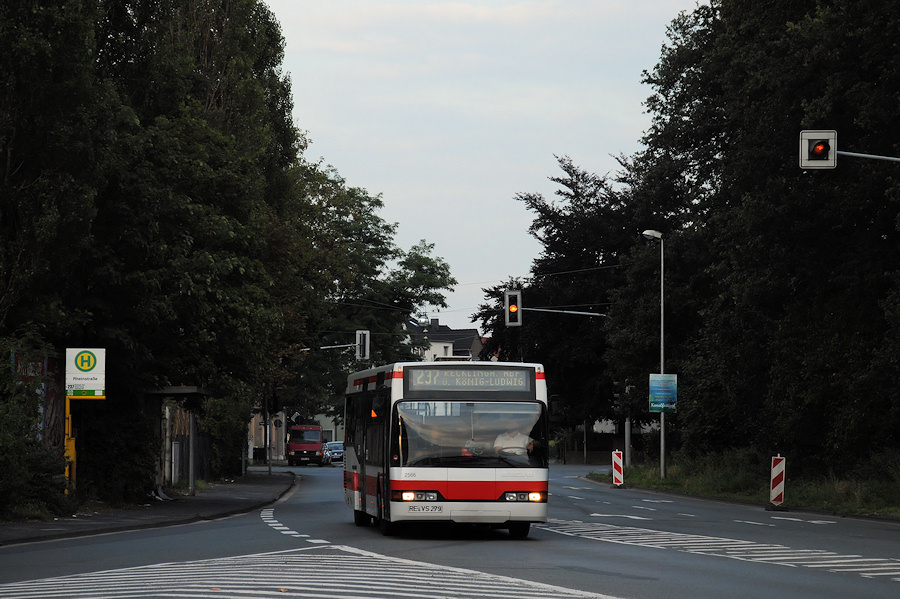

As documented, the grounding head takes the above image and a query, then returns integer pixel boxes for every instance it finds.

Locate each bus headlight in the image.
[394,491,439,502]
[504,492,544,502]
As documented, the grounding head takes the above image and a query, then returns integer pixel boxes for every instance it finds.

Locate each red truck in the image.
[286,424,327,466]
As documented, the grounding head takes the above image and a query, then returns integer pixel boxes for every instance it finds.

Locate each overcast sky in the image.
[264,1,702,331]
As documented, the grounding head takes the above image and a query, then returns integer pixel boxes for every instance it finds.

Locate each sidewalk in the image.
[0,468,295,547]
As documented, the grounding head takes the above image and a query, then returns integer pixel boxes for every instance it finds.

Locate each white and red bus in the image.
[343,361,549,538]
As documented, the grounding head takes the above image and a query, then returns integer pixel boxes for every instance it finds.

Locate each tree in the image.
[0,1,111,335]
[615,0,900,470]
[1,0,458,501]
[476,157,635,427]
[0,333,70,519]
[493,0,900,474]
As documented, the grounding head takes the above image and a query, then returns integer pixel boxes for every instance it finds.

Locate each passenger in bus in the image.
[493,426,534,455]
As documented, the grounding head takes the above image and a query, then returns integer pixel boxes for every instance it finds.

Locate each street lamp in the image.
[642,229,666,479]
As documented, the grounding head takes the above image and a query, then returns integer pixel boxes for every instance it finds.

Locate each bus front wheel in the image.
[353,510,371,527]
[379,515,396,536]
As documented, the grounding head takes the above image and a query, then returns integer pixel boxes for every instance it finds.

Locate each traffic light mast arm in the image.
[296,329,369,357]
[800,130,900,167]
[521,307,606,317]
[836,150,900,163]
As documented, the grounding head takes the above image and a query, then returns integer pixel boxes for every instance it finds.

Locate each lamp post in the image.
[642,229,666,479]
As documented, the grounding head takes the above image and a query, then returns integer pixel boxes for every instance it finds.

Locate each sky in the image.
[264,1,702,331]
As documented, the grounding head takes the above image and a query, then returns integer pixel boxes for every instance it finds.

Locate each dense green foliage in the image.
[478,0,900,476]
[0,0,453,513]
[0,335,71,520]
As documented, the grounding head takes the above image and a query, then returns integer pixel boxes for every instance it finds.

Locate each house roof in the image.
[407,318,482,357]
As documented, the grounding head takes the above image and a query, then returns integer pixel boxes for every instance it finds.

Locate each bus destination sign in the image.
[406,367,531,393]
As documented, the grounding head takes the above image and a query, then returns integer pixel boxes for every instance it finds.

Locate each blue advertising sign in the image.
[649,373,677,413]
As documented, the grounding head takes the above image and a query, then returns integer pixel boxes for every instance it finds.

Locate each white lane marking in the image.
[771,515,836,525]
[735,520,776,527]
[537,519,900,584]
[259,510,330,545]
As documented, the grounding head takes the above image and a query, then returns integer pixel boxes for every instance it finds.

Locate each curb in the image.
[0,473,297,548]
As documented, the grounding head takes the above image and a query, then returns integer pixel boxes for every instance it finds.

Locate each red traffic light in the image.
[808,139,830,160]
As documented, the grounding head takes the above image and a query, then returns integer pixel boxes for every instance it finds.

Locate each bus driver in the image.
[493,426,534,455]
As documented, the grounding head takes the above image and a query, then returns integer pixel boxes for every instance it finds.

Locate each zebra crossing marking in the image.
[0,545,622,599]
[535,518,900,583]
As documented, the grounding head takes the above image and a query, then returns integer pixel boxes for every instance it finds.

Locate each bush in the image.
[75,402,158,506]
[0,336,73,520]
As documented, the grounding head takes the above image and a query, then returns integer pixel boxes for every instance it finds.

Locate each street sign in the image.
[649,373,677,413]
[66,348,106,399]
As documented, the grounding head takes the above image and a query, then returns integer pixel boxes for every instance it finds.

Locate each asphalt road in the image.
[1,463,898,598]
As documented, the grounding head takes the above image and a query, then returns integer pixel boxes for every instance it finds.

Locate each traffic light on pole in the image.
[355,330,370,360]
[799,130,837,169]
[266,390,279,414]
[504,290,522,327]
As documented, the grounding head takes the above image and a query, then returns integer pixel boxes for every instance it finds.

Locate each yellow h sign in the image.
[75,350,97,372]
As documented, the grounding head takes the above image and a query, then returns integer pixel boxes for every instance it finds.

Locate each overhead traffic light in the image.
[504,290,522,327]
[799,130,837,169]
[266,390,280,414]
[355,329,369,360]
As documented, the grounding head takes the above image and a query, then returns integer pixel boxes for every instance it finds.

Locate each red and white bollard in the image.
[612,450,624,487]
[770,454,786,506]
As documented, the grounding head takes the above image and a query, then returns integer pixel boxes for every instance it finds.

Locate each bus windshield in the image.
[394,401,547,468]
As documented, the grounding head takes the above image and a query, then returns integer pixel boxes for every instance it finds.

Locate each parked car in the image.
[325,441,344,463]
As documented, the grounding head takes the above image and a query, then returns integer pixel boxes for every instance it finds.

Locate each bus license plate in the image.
[408,505,442,513]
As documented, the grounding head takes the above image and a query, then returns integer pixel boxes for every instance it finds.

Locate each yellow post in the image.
[64,396,76,491]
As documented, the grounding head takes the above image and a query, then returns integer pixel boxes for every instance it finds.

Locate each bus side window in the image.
[344,398,356,446]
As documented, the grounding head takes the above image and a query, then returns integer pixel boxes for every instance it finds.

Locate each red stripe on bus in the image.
[391,479,548,501]
[352,369,403,388]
